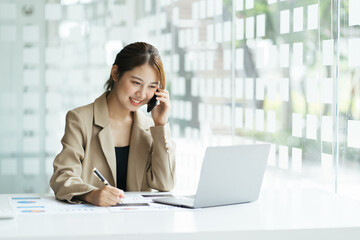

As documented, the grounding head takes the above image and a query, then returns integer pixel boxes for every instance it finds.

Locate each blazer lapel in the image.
[93,92,117,186]
[98,125,117,186]
[127,111,152,191]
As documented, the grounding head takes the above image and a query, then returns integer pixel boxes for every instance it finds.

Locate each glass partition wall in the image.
[0,0,359,200]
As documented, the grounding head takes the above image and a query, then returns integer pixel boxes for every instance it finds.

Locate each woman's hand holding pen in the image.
[151,88,171,126]
[83,186,125,207]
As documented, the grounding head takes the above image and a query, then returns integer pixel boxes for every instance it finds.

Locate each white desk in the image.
[1,189,360,240]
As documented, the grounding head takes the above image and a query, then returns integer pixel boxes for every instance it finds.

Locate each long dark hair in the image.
[104,42,165,92]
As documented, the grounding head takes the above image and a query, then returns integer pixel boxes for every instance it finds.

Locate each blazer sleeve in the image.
[49,110,97,203]
[146,123,176,191]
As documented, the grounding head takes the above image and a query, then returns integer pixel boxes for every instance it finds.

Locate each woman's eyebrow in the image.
[130,76,158,85]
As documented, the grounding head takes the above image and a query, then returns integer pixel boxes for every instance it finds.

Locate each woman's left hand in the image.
[151,88,171,126]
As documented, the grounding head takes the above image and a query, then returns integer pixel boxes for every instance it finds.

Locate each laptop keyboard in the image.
[164,197,195,206]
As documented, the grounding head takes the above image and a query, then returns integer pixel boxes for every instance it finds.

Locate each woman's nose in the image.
[136,87,147,99]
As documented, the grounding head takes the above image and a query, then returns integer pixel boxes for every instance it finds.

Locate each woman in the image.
[50,42,176,206]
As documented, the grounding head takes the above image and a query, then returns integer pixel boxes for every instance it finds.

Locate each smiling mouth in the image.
[129,97,142,106]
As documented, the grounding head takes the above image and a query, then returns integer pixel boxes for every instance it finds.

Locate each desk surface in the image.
[1,189,360,240]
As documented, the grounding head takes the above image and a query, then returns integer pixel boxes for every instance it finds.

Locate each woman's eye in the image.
[133,81,141,85]
[150,85,157,89]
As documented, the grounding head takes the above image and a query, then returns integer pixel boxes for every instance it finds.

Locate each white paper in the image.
[235,107,243,128]
[307,4,318,30]
[292,42,303,66]
[246,17,254,39]
[321,116,333,142]
[245,108,253,129]
[279,145,288,169]
[236,18,244,40]
[256,14,265,37]
[293,7,303,32]
[292,113,303,137]
[256,109,264,131]
[348,120,360,148]
[292,148,302,172]
[0,25,17,42]
[322,39,333,66]
[280,10,290,34]
[349,0,360,26]
[245,78,254,99]
[348,38,360,67]
[199,52,206,71]
[256,78,265,100]
[306,114,317,140]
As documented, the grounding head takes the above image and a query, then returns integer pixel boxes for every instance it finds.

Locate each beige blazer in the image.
[50,92,176,203]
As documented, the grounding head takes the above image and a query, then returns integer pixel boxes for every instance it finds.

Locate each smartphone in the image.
[147,91,158,112]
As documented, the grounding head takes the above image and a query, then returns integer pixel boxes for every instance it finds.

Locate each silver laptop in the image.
[153,144,270,208]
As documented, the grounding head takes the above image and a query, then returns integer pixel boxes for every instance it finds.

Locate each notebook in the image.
[153,144,270,208]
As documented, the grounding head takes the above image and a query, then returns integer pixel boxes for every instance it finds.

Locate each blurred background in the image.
[0,0,360,200]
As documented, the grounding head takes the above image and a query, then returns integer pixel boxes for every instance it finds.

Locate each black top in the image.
[115,146,129,191]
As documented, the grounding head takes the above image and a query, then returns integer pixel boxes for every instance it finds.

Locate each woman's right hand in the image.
[82,186,125,206]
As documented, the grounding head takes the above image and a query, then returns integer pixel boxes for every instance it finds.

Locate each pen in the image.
[93,168,123,203]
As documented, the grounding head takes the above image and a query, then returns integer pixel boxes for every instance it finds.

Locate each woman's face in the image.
[112,63,159,112]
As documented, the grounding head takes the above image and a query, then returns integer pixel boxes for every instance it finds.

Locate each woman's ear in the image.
[111,65,119,82]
